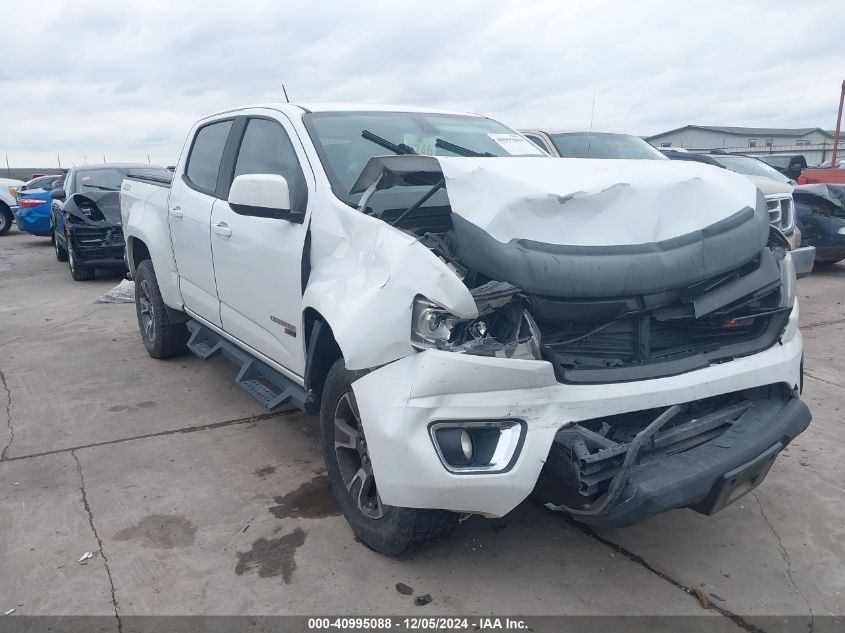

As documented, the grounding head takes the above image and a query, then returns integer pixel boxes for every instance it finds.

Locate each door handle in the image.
[212,222,232,238]
[169,205,183,218]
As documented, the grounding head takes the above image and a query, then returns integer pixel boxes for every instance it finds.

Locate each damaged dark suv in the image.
[50,164,171,280]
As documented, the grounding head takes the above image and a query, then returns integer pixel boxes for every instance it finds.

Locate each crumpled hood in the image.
[351,155,770,297]
[65,191,122,226]
[439,157,762,246]
[794,183,845,217]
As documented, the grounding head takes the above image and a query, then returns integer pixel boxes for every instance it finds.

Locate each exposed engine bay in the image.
[352,155,794,384]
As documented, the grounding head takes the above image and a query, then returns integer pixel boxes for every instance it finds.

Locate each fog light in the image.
[430,420,526,473]
[460,430,474,460]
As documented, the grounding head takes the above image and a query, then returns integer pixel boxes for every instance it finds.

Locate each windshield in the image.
[76,166,170,191]
[303,111,543,209]
[549,132,666,160]
[709,155,791,183]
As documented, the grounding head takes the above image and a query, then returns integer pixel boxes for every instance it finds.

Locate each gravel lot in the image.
[1,229,844,628]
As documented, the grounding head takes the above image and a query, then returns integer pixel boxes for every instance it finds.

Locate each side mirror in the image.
[228,174,300,221]
[50,188,66,201]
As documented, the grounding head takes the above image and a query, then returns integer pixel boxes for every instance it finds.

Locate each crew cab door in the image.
[168,118,234,327]
[209,114,313,376]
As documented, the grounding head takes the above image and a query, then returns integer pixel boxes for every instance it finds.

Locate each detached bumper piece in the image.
[538,384,811,527]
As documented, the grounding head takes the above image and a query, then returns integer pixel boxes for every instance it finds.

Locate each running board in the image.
[186,320,314,412]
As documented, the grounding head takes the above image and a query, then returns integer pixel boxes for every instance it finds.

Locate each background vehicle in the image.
[14,174,64,236]
[754,154,807,180]
[51,164,170,280]
[0,177,24,236]
[794,184,845,266]
[661,149,807,256]
[122,104,809,556]
[520,129,666,159]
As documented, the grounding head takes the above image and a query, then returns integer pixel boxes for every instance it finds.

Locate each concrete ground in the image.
[1,229,844,629]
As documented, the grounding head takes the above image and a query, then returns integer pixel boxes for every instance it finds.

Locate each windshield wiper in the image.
[435,138,494,157]
[361,130,417,155]
[82,184,118,191]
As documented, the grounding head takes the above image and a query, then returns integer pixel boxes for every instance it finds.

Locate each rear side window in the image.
[185,120,233,194]
[232,118,308,213]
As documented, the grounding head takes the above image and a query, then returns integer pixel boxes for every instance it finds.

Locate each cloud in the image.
[1,0,843,166]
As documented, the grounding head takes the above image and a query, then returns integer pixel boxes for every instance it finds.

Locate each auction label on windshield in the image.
[487,133,544,155]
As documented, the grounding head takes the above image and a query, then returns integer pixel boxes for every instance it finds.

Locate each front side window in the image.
[232,118,308,213]
[185,119,233,194]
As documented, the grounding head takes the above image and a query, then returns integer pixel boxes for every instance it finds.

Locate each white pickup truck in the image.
[121,103,811,556]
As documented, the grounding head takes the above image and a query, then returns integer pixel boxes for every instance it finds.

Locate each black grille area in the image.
[533,248,790,384]
[72,226,125,260]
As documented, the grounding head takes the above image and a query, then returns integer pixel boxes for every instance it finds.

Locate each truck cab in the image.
[121,104,810,556]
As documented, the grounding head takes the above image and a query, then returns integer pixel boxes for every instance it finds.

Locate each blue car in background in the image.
[15,174,64,236]
[794,184,845,267]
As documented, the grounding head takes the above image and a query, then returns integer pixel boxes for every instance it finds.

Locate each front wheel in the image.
[320,359,458,556]
[134,260,188,358]
[0,206,13,236]
[67,243,94,280]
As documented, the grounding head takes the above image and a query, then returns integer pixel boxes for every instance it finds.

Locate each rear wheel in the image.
[0,205,12,236]
[320,358,458,556]
[52,228,68,261]
[134,260,188,358]
[67,242,95,280]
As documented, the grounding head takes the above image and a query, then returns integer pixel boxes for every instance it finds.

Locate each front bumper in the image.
[352,303,804,518]
[543,389,810,528]
[69,225,126,266]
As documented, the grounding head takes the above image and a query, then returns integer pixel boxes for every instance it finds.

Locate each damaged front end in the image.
[63,191,126,265]
[346,155,809,523]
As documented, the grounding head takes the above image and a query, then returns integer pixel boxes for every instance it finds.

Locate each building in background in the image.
[644,126,836,165]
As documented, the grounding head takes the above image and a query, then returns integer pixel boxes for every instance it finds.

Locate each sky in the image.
[1,0,843,167]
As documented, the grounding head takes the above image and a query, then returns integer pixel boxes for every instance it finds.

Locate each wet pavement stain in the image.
[254,465,276,478]
[268,475,340,519]
[107,404,135,412]
[136,401,157,408]
[235,528,306,582]
[114,514,197,549]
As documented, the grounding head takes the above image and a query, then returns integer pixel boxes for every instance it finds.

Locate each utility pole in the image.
[57,153,62,169]
[830,79,844,168]
[5,153,10,177]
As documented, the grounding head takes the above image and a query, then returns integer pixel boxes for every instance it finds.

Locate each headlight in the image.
[411,297,461,349]
[779,252,796,309]
[411,295,542,360]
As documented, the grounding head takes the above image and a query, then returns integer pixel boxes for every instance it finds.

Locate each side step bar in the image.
[185,320,315,413]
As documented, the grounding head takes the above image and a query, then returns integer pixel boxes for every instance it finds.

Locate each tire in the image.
[67,242,95,280]
[320,358,458,556]
[815,258,843,268]
[52,228,68,261]
[0,206,12,236]
[134,259,188,358]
